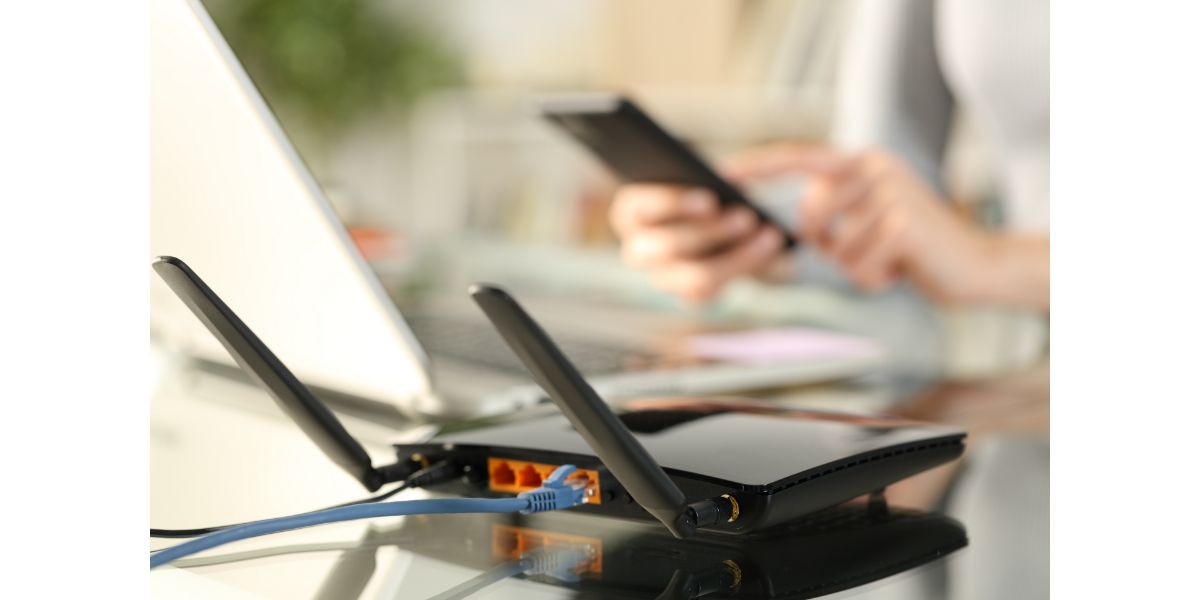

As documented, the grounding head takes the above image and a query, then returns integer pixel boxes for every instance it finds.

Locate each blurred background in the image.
[196,0,1043,379]
[205,0,840,240]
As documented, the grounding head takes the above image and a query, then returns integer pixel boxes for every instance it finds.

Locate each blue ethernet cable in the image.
[150,465,587,570]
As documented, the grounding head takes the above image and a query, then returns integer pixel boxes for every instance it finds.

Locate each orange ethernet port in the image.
[517,464,543,487]
[487,457,602,505]
[491,461,516,486]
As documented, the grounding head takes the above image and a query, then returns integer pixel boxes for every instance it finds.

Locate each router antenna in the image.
[153,256,387,491]
[470,284,726,538]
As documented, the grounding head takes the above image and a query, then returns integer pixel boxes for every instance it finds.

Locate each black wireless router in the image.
[153,256,965,539]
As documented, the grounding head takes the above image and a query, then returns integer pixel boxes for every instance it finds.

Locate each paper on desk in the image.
[687,327,885,365]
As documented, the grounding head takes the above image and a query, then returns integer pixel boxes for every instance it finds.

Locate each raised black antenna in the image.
[153,256,389,491]
[470,284,730,538]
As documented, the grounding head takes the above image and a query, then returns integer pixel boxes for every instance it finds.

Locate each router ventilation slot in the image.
[769,439,963,495]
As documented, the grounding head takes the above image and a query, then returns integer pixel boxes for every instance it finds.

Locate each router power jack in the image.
[688,494,741,529]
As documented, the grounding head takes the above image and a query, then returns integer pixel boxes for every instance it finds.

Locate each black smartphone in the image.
[539,94,797,248]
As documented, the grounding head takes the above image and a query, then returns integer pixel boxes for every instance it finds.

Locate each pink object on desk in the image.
[687,328,884,365]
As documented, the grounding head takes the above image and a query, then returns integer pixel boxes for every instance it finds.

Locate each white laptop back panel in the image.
[151,0,435,413]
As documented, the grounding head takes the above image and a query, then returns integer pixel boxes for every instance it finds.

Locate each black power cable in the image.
[150,461,456,539]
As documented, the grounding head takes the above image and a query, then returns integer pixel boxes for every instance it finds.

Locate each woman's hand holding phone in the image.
[609,184,788,302]
[608,144,847,302]
[610,143,1048,308]
[541,95,797,300]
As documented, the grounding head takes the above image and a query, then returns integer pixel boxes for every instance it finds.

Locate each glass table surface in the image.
[150,358,1047,599]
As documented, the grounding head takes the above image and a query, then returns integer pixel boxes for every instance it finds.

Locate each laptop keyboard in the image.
[404,314,637,376]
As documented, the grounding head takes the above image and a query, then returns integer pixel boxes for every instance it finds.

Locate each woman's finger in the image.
[610,185,718,234]
[802,155,890,246]
[826,193,894,263]
[719,143,852,182]
[652,226,784,301]
[622,207,758,267]
[843,212,908,291]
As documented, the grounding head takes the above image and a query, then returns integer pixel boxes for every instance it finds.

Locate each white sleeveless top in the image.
[833,0,1049,233]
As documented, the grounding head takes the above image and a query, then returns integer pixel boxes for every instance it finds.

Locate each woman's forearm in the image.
[964,234,1050,311]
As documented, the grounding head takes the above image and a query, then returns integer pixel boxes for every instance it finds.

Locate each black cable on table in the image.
[151,461,454,539]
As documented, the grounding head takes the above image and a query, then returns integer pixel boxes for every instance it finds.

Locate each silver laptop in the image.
[150,0,883,418]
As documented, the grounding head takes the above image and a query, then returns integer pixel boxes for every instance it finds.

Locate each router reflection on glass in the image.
[153,256,965,538]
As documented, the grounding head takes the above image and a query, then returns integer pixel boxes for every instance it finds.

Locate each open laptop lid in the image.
[150,0,434,412]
